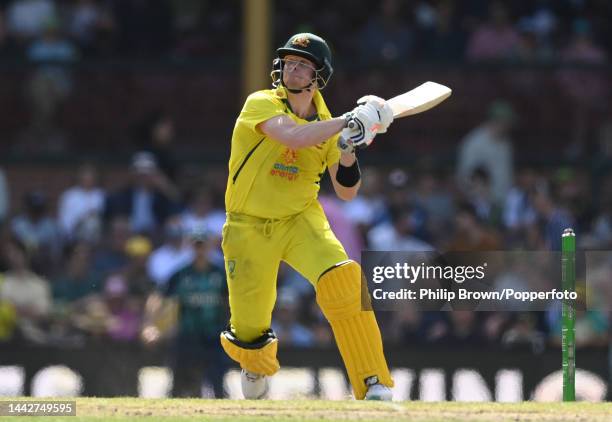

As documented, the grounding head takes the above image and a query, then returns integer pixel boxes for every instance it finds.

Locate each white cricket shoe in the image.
[241,369,268,399]
[364,377,393,401]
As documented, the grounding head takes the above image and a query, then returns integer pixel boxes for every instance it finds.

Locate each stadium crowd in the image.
[0,104,611,354]
[0,0,611,397]
[0,0,610,62]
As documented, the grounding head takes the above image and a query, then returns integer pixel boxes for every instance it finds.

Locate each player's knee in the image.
[316,260,365,321]
[220,328,280,376]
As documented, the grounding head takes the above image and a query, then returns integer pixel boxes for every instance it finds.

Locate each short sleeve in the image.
[326,133,341,168]
[238,91,286,134]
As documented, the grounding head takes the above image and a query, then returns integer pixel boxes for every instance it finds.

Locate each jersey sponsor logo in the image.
[281,148,298,165]
[271,148,300,181]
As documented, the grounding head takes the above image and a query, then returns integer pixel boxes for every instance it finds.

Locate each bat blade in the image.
[388,81,452,118]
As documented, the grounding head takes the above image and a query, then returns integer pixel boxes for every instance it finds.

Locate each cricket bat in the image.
[387,81,452,119]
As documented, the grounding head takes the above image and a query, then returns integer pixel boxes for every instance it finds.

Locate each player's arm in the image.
[258,115,347,149]
[329,152,361,201]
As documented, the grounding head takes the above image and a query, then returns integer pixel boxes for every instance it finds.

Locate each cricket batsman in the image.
[220,33,394,400]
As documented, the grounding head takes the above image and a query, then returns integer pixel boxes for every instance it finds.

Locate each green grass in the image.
[2,398,611,422]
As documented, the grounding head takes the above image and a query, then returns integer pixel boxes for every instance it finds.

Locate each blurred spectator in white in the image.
[5,0,56,40]
[11,190,60,268]
[180,188,225,239]
[319,194,362,262]
[104,152,180,234]
[0,239,51,343]
[147,219,193,287]
[368,204,434,252]
[457,100,516,205]
[358,0,414,65]
[466,1,520,61]
[528,180,574,251]
[0,167,8,224]
[92,216,131,277]
[272,288,314,347]
[58,163,104,242]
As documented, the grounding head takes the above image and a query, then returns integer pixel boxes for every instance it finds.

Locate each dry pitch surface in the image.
[4,398,612,422]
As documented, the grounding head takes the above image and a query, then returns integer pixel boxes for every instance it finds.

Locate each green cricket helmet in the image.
[271,33,334,91]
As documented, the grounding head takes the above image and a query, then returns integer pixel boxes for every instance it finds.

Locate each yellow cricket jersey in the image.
[225,86,341,219]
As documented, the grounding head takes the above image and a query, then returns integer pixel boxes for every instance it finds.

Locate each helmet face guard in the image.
[271,33,333,91]
[270,57,332,91]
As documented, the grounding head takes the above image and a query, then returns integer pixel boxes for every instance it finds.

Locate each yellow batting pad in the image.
[316,261,393,399]
[220,329,280,376]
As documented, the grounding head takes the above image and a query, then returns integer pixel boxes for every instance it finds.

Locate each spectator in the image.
[135,110,179,184]
[420,0,466,60]
[0,239,51,343]
[5,0,56,40]
[11,190,60,269]
[180,187,225,240]
[529,180,574,251]
[319,193,363,262]
[146,219,193,287]
[411,170,455,243]
[159,228,227,398]
[104,152,180,235]
[92,216,131,277]
[503,167,538,245]
[272,288,314,347]
[122,234,154,297]
[102,274,142,341]
[547,290,608,348]
[557,18,608,107]
[464,166,500,224]
[466,1,521,61]
[57,163,105,242]
[68,0,107,49]
[368,203,434,252]
[457,100,516,206]
[434,310,486,346]
[445,202,501,251]
[52,242,100,304]
[557,19,609,151]
[358,0,414,65]
[25,16,78,145]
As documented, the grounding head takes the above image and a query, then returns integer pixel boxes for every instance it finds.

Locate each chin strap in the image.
[284,79,316,94]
